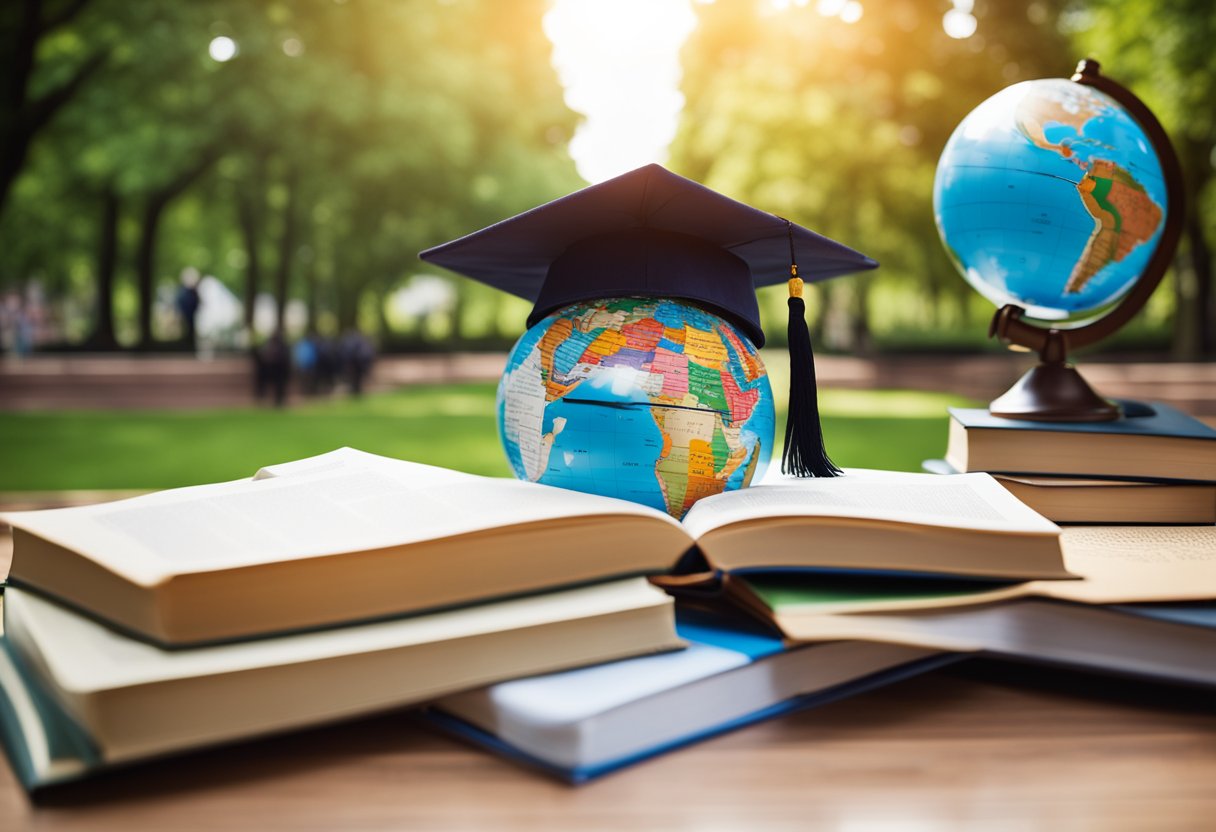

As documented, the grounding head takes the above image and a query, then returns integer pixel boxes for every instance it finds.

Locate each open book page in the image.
[681,469,1060,540]
[252,447,472,484]
[1029,526,1216,603]
[1,450,682,583]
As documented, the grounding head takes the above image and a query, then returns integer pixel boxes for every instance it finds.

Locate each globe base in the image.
[988,310,1121,422]
[990,362,1119,422]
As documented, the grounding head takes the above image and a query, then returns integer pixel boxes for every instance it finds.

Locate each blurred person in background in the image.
[339,328,375,397]
[294,330,319,396]
[0,293,17,355]
[254,329,291,408]
[314,334,339,395]
[1,293,36,359]
[177,269,202,353]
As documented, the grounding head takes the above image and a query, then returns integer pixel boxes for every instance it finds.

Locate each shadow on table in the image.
[945,658,1216,714]
[26,711,442,807]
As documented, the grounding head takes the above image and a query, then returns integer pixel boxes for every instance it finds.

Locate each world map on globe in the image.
[934,78,1167,322]
[498,296,775,518]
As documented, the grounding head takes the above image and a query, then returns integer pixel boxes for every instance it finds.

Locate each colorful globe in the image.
[934,78,1168,323]
[498,296,775,519]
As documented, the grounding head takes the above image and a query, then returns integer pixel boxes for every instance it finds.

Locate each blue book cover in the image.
[425,610,956,783]
[949,400,1216,441]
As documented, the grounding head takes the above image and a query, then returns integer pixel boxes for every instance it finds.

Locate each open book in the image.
[2,449,1068,645]
[733,525,1216,620]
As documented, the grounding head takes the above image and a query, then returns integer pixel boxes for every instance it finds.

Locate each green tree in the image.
[1,0,580,351]
[670,1,1080,353]
[0,0,106,218]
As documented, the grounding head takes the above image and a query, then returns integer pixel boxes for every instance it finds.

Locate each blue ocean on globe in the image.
[497,297,775,519]
[934,78,1168,322]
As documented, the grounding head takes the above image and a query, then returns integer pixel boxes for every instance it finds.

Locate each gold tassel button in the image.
[788,274,804,298]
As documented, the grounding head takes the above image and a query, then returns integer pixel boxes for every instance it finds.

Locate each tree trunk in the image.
[0,0,104,219]
[87,187,120,349]
[336,291,355,332]
[374,286,392,341]
[134,151,218,349]
[1171,142,1212,359]
[1190,210,1213,356]
[332,246,355,331]
[449,278,468,343]
[273,168,298,333]
[304,255,320,333]
[851,277,872,356]
[134,198,162,350]
[1180,143,1213,355]
[237,190,261,334]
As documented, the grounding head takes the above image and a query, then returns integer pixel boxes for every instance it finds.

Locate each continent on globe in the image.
[1014,86,1106,157]
[1068,159,1163,293]
[1013,86,1164,296]
[497,297,776,519]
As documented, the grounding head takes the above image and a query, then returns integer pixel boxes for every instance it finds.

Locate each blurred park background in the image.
[0,0,1214,494]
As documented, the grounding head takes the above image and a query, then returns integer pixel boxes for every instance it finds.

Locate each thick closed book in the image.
[732,525,1216,618]
[426,611,953,782]
[923,459,1216,524]
[2,449,1069,646]
[944,402,1216,482]
[0,579,680,790]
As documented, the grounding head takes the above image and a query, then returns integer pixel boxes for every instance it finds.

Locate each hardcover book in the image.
[729,525,1216,619]
[944,402,1216,482]
[426,610,954,782]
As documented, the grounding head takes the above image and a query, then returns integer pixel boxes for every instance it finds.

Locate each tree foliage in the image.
[0,0,580,348]
[670,0,1074,353]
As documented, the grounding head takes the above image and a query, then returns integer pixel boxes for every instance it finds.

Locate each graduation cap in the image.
[419,164,877,478]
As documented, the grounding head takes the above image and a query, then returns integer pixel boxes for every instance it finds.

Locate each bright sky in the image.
[544,0,977,183]
[544,0,697,184]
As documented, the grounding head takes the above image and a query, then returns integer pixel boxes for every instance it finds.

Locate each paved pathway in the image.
[2,352,1214,414]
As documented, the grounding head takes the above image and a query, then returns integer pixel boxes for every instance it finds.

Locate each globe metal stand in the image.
[987,59,1186,422]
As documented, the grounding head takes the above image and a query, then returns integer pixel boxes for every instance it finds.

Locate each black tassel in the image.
[781,225,840,478]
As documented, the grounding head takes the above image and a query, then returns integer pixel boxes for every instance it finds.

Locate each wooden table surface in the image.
[0,661,1211,832]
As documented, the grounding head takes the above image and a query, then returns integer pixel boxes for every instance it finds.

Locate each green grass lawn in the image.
[0,384,975,492]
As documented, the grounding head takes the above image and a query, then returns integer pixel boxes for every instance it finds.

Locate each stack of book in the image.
[0,449,1042,788]
[2,443,1214,789]
[924,400,1216,524]
[0,448,693,788]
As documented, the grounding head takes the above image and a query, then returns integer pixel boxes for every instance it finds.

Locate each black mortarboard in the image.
[419,164,878,477]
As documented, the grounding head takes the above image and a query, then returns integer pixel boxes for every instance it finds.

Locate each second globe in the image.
[498,296,775,519]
